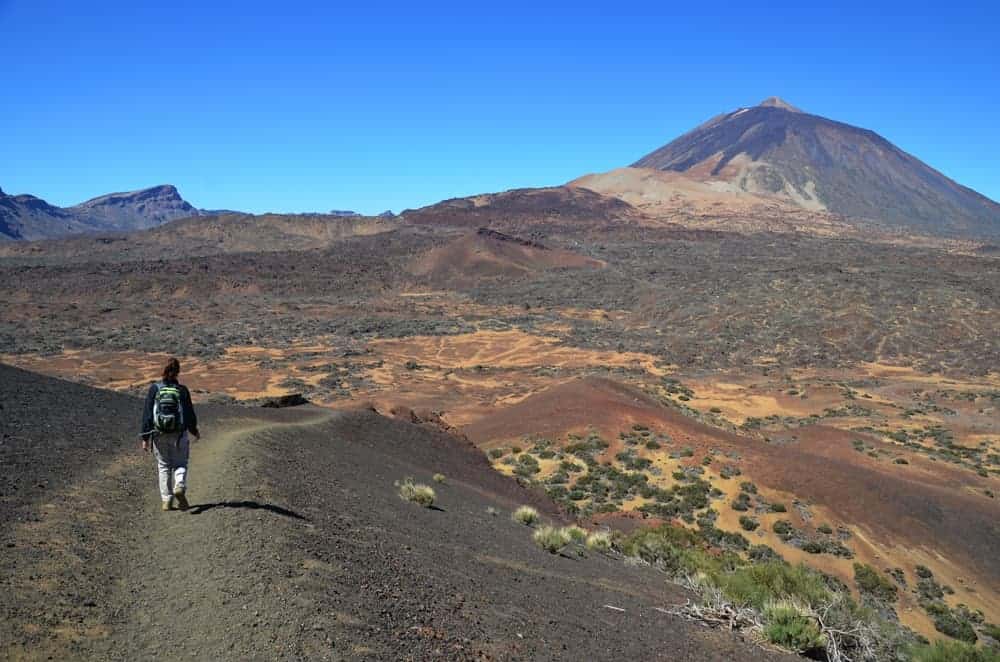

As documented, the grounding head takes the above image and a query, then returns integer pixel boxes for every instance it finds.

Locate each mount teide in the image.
[628,97,1000,237]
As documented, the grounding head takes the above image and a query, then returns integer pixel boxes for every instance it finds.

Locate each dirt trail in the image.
[1,384,334,662]
[106,412,337,660]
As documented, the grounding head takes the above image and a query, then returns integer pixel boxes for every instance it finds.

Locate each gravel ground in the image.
[1,363,793,661]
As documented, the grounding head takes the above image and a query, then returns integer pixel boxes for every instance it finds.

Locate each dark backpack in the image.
[153,382,184,433]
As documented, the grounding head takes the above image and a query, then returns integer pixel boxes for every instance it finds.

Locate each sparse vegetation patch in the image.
[397,477,436,508]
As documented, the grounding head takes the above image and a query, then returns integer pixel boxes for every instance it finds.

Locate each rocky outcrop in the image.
[69,184,199,231]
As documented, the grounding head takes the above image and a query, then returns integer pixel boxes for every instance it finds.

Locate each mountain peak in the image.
[758,96,802,112]
[631,100,1000,237]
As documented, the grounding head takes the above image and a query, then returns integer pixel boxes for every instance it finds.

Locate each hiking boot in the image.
[162,497,174,511]
[173,486,189,510]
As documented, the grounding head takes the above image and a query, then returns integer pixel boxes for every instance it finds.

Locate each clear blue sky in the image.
[2,1,997,214]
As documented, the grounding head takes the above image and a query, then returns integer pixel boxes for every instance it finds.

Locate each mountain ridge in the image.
[0,184,201,241]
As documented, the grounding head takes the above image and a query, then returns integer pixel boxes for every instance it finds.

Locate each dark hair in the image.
[162,357,181,381]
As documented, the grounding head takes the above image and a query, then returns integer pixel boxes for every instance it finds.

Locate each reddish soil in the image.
[460,377,1000,620]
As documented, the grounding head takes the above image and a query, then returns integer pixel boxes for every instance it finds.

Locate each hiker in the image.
[139,357,200,511]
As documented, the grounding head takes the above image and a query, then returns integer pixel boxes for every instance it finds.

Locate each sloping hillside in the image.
[632,98,1000,237]
[408,228,604,287]
[401,186,640,233]
[0,364,790,661]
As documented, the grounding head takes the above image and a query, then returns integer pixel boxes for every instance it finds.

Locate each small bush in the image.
[533,525,572,554]
[514,453,541,477]
[488,448,504,459]
[854,563,898,603]
[714,562,832,610]
[927,603,978,643]
[772,519,794,538]
[397,478,435,507]
[719,464,742,479]
[763,601,826,654]
[433,473,446,483]
[817,523,833,535]
[486,506,499,517]
[512,505,539,526]
[770,502,787,513]
[739,515,759,531]
[585,531,613,552]
[563,525,588,544]
[749,544,783,563]
[910,640,1000,662]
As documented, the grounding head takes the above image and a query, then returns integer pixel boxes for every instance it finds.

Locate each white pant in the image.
[152,431,190,501]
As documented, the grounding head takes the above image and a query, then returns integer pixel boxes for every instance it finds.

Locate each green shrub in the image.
[770,502,787,513]
[919,576,947,602]
[731,492,752,511]
[772,519,794,538]
[910,639,1000,662]
[763,601,826,653]
[927,603,978,643]
[817,523,833,535]
[713,562,833,610]
[514,453,541,477]
[397,478,436,507]
[619,525,716,575]
[800,538,853,558]
[719,464,742,479]
[585,531,613,552]
[854,563,898,602]
[512,505,539,525]
[432,473,446,483]
[488,448,504,459]
[533,525,572,554]
[563,525,588,544]
[739,515,759,531]
[748,544,783,563]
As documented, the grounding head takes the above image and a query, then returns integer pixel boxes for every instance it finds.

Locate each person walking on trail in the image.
[140,357,200,511]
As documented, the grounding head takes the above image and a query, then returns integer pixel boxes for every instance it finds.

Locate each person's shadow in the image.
[188,500,307,520]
